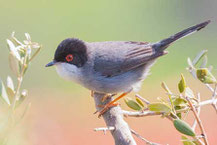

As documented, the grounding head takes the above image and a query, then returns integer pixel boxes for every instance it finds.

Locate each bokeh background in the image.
[0,0,217,144]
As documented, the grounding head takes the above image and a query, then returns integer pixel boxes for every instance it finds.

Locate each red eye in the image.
[66,54,73,62]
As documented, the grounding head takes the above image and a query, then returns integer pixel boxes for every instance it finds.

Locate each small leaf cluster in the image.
[0,32,41,107]
[187,50,216,84]
[0,32,41,144]
[125,50,216,145]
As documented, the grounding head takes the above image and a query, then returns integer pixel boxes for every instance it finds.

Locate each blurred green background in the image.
[0,0,217,144]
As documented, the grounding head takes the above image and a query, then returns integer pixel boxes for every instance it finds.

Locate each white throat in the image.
[55,63,82,83]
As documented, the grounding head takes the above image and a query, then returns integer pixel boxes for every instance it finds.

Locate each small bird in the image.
[46,20,210,116]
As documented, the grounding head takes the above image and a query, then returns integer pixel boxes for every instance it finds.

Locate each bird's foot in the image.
[98,92,129,117]
[98,102,119,118]
[101,93,117,102]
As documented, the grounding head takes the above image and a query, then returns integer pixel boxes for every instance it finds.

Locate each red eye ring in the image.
[66,54,73,62]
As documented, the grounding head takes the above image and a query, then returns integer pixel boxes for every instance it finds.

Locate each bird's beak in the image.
[46,61,56,67]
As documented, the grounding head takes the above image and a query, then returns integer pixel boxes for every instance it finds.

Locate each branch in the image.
[130,129,161,145]
[94,126,115,135]
[186,97,209,145]
[122,110,161,117]
[122,97,217,120]
[192,93,201,131]
[210,84,217,112]
[94,126,161,145]
[93,92,137,145]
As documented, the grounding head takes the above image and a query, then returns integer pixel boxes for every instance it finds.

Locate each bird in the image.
[46,20,210,117]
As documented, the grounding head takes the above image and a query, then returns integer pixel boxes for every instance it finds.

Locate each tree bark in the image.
[93,92,137,145]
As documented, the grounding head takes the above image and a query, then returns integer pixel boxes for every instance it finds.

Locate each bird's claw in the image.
[98,102,119,118]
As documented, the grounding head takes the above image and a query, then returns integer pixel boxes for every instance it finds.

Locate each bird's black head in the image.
[46,38,88,67]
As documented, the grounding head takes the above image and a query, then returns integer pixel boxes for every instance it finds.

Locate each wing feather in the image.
[92,41,165,77]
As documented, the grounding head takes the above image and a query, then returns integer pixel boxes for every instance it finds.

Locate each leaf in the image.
[7,76,14,91]
[181,136,196,145]
[200,55,207,68]
[178,74,187,93]
[196,68,216,84]
[25,33,31,41]
[161,82,172,93]
[135,97,144,107]
[0,79,11,105]
[6,87,14,104]
[9,52,20,77]
[192,50,208,66]
[173,98,187,107]
[11,32,23,46]
[7,39,20,61]
[185,87,195,98]
[187,58,195,69]
[161,82,175,112]
[6,76,15,104]
[173,119,195,136]
[124,97,142,111]
[148,103,171,114]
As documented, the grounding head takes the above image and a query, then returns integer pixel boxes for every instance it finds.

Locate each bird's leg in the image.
[98,92,129,117]
[101,93,117,102]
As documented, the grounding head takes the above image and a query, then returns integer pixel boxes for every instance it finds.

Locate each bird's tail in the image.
[152,20,211,52]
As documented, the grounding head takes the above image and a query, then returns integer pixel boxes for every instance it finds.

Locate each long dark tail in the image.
[152,20,211,51]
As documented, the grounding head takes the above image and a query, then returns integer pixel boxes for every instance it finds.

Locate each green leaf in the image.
[7,39,20,61]
[185,87,195,98]
[148,103,171,114]
[181,136,196,145]
[124,97,142,111]
[173,119,195,136]
[173,98,187,107]
[135,97,144,107]
[196,68,216,84]
[0,79,11,105]
[192,50,208,66]
[161,82,172,93]
[178,74,187,93]
[9,52,20,77]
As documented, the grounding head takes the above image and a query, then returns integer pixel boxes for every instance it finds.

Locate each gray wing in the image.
[91,41,166,77]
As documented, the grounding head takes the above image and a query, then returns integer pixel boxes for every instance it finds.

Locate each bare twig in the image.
[122,110,173,121]
[205,84,217,96]
[211,84,217,112]
[186,97,209,145]
[94,126,161,145]
[94,126,115,135]
[130,129,161,145]
[192,93,201,131]
[122,110,161,117]
[198,98,217,107]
